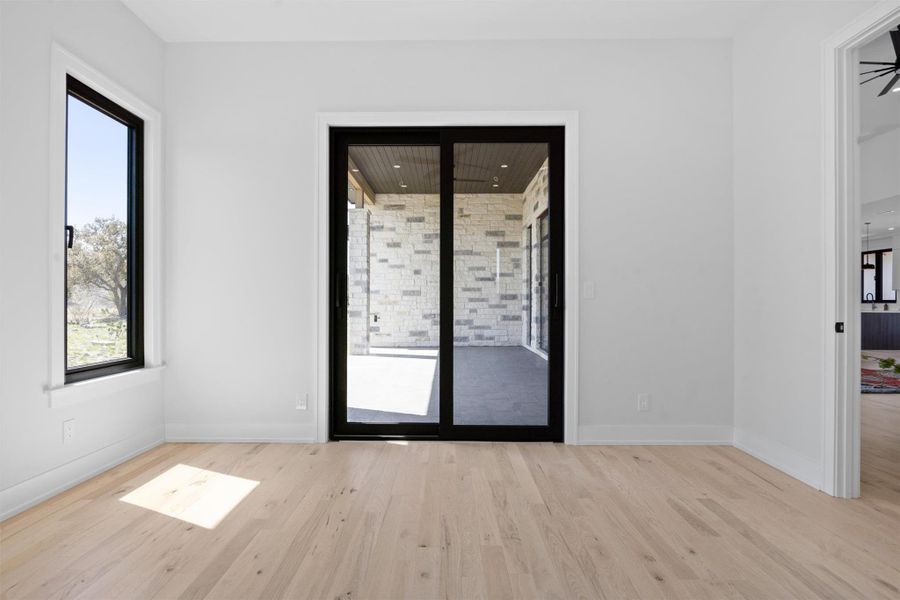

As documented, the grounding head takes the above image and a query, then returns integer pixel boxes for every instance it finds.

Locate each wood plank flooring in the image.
[1,404,898,599]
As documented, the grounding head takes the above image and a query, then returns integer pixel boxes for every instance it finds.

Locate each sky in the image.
[66,95,128,227]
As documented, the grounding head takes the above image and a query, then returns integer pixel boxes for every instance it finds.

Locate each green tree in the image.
[68,217,128,319]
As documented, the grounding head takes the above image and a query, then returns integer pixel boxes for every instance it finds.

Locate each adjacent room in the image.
[857,26,900,504]
[1,1,899,598]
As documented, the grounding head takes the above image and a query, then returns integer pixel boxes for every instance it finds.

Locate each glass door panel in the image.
[343,142,441,426]
[451,142,550,426]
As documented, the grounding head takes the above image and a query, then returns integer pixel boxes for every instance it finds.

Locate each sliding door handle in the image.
[335,275,348,309]
[554,274,559,309]
[65,225,74,249]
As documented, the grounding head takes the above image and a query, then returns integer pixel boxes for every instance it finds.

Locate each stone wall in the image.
[522,160,550,351]
[368,194,441,348]
[453,194,524,346]
[347,209,370,354]
[347,176,549,353]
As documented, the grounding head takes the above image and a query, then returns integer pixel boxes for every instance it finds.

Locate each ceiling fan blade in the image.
[891,29,900,61]
[861,70,896,85]
[861,66,897,75]
[878,72,900,96]
[860,61,896,65]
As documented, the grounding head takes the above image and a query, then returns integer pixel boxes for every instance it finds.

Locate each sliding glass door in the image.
[330,127,564,441]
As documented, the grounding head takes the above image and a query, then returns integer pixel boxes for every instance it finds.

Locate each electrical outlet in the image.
[62,419,75,444]
[637,393,651,412]
[296,393,308,410]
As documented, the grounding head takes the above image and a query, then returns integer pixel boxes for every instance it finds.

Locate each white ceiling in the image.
[859,29,900,240]
[120,0,790,43]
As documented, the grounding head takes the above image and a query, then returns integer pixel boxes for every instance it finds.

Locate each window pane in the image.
[453,142,549,426]
[66,95,130,368]
[345,144,440,423]
[883,251,896,301]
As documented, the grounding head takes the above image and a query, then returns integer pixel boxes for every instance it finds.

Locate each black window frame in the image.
[861,248,897,303]
[65,75,145,383]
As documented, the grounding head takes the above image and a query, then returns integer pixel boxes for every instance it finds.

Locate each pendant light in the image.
[863,222,876,270]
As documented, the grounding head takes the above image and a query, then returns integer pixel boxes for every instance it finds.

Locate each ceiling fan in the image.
[860,27,900,97]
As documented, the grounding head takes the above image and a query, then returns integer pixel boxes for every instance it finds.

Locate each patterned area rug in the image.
[862,353,900,393]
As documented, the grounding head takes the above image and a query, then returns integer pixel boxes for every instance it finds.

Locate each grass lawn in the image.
[67,321,128,368]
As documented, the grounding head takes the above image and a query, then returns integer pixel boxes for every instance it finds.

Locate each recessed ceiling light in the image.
[393,164,401,169]
[892,87,900,93]
[400,183,408,188]
[351,168,359,172]
[492,183,499,188]
[500,164,508,168]
[890,227,896,231]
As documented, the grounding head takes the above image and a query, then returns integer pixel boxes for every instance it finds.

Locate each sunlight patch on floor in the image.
[119,464,259,529]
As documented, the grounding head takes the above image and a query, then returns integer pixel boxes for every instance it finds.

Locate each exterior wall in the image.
[521,161,549,350]
[347,209,370,354]
[453,194,524,346]
[353,192,528,349]
[368,194,441,348]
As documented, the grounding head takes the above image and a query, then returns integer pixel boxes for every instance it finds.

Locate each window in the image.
[65,75,144,382]
[861,248,897,303]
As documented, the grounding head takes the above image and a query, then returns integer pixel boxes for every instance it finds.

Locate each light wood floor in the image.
[2,406,899,599]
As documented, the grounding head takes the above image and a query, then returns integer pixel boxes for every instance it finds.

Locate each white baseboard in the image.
[0,426,165,522]
[165,422,317,443]
[733,428,822,491]
[577,424,734,445]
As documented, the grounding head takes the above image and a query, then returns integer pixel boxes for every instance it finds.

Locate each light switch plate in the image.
[63,419,75,443]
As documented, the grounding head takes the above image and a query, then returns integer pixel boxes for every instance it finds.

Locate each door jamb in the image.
[315,111,580,444]
[823,1,900,498]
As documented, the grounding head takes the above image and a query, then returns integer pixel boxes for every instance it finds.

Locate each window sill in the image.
[47,365,165,409]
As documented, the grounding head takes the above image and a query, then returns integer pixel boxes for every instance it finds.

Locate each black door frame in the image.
[330,126,564,441]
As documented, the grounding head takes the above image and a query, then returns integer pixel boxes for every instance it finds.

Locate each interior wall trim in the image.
[164,423,318,443]
[0,427,164,522]
[734,428,823,491]
[47,43,165,397]
[578,425,734,446]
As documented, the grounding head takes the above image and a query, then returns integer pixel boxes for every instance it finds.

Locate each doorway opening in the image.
[856,25,900,502]
[329,127,564,441]
[826,3,900,498]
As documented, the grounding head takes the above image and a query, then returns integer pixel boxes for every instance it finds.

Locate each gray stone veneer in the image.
[347,163,550,354]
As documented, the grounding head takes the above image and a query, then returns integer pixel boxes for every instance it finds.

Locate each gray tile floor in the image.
[347,346,548,426]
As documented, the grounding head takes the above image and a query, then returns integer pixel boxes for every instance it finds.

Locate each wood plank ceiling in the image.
[348,143,548,195]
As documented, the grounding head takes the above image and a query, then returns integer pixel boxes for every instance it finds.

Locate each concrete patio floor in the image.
[347,346,548,425]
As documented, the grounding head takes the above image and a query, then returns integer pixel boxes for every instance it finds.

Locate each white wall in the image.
[0,1,165,519]
[163,39,735,444]
[732,1,874,488]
